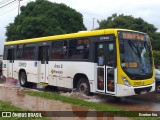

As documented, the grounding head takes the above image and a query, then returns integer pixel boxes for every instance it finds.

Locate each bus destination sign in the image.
[119,31,146,41]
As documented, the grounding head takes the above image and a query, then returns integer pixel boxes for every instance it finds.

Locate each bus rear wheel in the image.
[77,78,90,96]
[19,72,29,87]
[156,83,160,93]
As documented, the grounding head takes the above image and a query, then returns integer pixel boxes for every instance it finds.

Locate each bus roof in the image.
[4,28,145,45]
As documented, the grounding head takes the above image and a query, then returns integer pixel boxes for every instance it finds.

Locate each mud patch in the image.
[1,78,160,117]
[0,84,130,119]
[60,90,160,112]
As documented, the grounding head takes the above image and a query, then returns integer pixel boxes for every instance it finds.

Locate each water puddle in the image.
[0,83,127,120]
[1,78,160,119]
[60,89,160,111]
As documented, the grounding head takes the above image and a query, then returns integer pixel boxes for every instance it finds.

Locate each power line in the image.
[0,6,17,16]
[0,1,18,11]
[0,5,18,16]
[0,1,28,16]
[0,0,12,5]
[0,0,16,9]
[0,1,18,14]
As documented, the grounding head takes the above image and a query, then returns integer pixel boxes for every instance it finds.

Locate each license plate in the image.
[140,90,147,95]
[39,82,48,87]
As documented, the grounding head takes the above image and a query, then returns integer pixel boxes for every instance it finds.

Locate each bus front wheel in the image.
[19,72,28,87]
[77,78,90,96]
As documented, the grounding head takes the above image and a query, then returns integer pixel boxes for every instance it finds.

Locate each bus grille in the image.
[134,86,152,94]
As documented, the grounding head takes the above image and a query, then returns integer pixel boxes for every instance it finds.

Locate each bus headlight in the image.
[153,79,155,84]
[121,76,131,87]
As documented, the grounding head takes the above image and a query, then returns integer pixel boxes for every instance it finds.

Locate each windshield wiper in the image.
[128,40,142,63]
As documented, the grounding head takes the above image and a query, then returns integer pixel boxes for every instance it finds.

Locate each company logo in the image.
[1,112,42,118]
[2,112,11,117]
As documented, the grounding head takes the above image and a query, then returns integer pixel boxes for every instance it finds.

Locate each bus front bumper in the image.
[116,82,155,97]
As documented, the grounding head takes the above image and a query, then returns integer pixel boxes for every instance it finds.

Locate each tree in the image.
[6,0,86,41]
[97,13,160,50]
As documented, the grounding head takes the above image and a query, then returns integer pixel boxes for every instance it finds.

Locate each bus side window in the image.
[23,45,35,60]
[69,38,89,60]
[51,41,67,60]
[16,45,23,59]
[107,42,116,68]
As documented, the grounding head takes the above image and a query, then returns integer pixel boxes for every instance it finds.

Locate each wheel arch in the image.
[73,73,90,89]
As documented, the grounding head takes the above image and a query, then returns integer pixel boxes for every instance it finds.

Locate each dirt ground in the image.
[0,79,129,120]
[1,78,160,119]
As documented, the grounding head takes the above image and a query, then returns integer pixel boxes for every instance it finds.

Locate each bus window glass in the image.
[23,45,35,60]
[3,47,7,60]
[119,39,152,79]
[51,41,67,60]
[7,49,13,60]
[69,38,89,60]
[107,42,116,67]
[16,45,23,59]
[97,44,104,66]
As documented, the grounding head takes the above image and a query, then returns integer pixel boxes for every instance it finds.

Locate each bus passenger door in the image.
[39,46,49,83]
[95,42,116,95]
[7,49,15,78]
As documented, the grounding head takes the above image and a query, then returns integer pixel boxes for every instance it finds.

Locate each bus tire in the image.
[77,78,90,96]
[156,83,160,93]
[19,72,28,87]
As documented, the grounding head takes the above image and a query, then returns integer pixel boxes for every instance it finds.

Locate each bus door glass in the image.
[7,49,15,78]
[95,42,116,94]
[39,46,49,83]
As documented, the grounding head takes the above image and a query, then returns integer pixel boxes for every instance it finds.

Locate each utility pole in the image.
[18,0,22,15]
[92,18,95,30]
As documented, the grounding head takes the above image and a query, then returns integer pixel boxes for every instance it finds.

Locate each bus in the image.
[3,29,155,97]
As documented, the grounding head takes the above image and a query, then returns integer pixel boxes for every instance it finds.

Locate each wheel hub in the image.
[21,75,25,85]
[79,83,87,94]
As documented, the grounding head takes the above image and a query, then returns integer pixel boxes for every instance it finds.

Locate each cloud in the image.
[49,0,160,31]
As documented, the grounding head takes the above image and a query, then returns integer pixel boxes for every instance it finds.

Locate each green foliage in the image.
[0,101,24,111]
[97,13,160,50]
[150,32,160,50]
[6,0,86,41]
[98,14,157,32]
[153,50,160,68]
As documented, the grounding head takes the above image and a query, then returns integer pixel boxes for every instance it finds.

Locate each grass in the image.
[25,90,159,120]
[25,90,122,111]
[0,100,49,120]
[0,79,4,84]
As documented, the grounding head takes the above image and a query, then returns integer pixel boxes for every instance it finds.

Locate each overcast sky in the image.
[0,0,160,55]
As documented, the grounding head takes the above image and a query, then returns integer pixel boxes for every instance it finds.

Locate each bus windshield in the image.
[119,37,153,80]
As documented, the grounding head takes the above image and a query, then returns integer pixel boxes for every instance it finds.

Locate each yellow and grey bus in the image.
[3,29,155,97]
